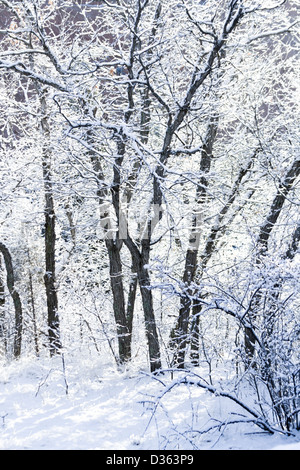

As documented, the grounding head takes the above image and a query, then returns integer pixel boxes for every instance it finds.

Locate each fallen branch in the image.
[143,369,296,440]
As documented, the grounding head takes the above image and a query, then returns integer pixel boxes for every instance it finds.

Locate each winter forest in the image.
[0,0,299,451]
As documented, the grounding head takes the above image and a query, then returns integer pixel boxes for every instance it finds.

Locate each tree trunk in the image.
[190,301,202,366]
[40,92,62,356]
[106,238,132,364]
[170,153,254,368]
[244,158,300,363]
[170,118,217,368]
[137,244,162,373]
[89,136,132,365]
[28,268,39,357]
[0,242,23,358]
[170,251,198,369]
[126,269,138,348]
[122,226,162,373]
[154,5,245,369]
[0,258,7,356]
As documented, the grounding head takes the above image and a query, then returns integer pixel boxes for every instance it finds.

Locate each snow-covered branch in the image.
[0,59,68,91]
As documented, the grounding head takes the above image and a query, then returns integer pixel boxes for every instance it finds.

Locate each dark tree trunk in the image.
[170,153,254,368]
[0,242,23,358]
[126,269,138,347]
[153,5,245,369]
[40,93,62,356]
[43,210,61,356]
[244,159,300,363]
[106,239,132,363]
[28,269,39,356]
[190,301,202,366]
[123,230,162,373]
[89,138,133,365]
[0,258,7,355]
[137,245,162,373]
[169,119,217,368]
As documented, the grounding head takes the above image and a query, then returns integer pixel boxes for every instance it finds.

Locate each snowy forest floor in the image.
[0,353,299,451]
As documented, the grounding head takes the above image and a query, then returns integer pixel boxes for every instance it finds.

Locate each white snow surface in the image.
[0,353,299,451]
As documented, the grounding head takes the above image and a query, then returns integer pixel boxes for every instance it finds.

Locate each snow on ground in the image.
[0,353,299,450]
